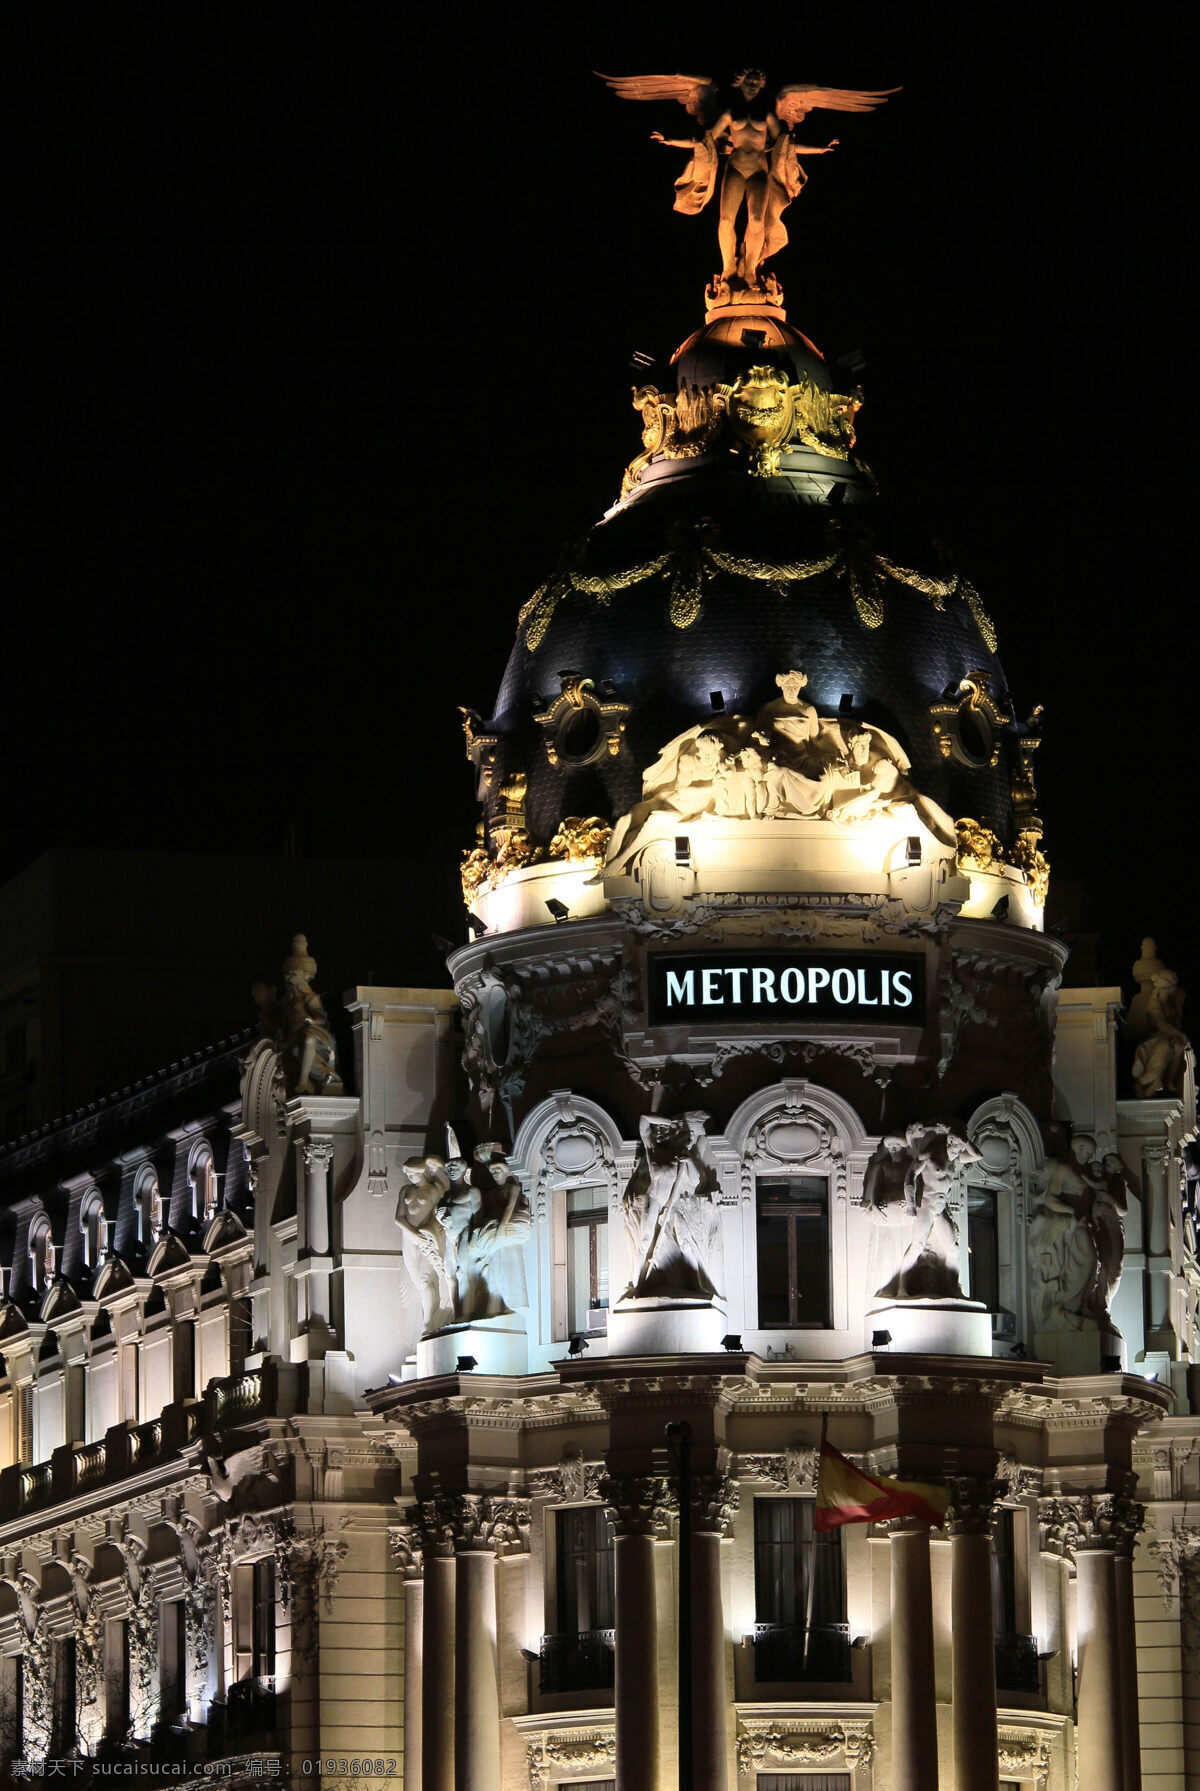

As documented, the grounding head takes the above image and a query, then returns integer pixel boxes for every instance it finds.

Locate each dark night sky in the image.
[9,6,1194,1000]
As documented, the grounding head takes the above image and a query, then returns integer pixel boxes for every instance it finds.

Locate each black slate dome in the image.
[476,310,1018,857]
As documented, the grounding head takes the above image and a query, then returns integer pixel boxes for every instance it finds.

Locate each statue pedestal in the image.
[417,1315,527,1379]
[1033,1327,1125,1376]
[608,1296,726,1358]
[871,1299,992,1357]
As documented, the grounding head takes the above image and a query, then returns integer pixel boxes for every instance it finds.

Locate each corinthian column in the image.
[690,1474,735,1791]
[1041,1494,1144,1791]
[1113,1504,1145,1791]
[603,1474,670,1791]
[389,1525,424,1791]
[301,1136,334,1326]
[947,1481,1001,1791]
[418,1502,457,1791]
[888,1519,940,1791]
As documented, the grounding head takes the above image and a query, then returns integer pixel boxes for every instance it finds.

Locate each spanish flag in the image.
[814,1442,949,1532]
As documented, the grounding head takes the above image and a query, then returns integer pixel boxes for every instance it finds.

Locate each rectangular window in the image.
[967,1185,999,1309]
[159,1602,186,1723]
[555,1505,615,1634]
[232,1559,275,1682]
[0,1655,23,1760]
[50,1635,76,1755]
[104,1619,129,1740]
[758,1777,851,1791]
[992,1509,1039,1693]
[566,1187,609,1335]
[17,1386,33,1465]
[753,1499,848,1683]
[756,1178,830,1328]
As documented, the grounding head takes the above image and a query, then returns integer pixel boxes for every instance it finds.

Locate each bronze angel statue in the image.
[598,68,898,294]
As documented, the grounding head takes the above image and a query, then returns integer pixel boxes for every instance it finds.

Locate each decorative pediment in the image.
[38,1278,82,1324]
[91,1255,135,1300]
[202,1208,248,1254]
[146,1230,192,1277]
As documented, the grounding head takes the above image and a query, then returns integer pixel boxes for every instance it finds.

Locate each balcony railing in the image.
[209,1678,277,1754]
[539,1628,616,1694]
[994,1630,1041,1694]
[752,1621,852,1683]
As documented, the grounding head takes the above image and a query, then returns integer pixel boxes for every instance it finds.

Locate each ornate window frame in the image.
[722,1082,873,1339]
[133,1162,163,1249]
[966,1094,1045,1341]
[513,1093,626,1348]
[187,1139,218,1226]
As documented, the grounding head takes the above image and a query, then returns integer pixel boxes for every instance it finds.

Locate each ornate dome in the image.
[461,299,1043,932]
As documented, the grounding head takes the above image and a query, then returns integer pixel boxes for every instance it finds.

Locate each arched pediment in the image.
[967,1093,1046,1178]
[92,1256,135,1300]
[0,1301,29,1342]
[146,1231,192,1276]
[512,1092,624,1177]
[723,1078,874,1162]
[202,1208,247,1253]
[38,1279,81,1323]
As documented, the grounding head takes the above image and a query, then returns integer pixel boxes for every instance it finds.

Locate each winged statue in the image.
[598,69,898,294]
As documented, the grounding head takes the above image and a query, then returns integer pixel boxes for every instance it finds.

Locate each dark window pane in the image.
[556,1505,614,1633]
[756,1178,830,1327]
[967,1185,999,1309]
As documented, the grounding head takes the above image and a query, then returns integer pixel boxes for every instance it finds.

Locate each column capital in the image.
[302,1136,335,1171]
[415,1491,530,1558]
[387,1521,424,1580]
[1039,1492,1145,1560]
[600,1472,675,1537]
[690,1471,739,1537]
[945,1476,1005,1535]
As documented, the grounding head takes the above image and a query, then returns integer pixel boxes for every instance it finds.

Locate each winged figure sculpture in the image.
[598,69,898,293]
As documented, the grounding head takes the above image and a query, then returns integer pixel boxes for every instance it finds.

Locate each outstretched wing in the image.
[775,84,900,128]
[597,71,719,124]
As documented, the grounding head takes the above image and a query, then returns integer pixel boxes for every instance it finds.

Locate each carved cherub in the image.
[599,69,897,292]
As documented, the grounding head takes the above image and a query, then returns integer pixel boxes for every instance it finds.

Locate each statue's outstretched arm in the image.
[650,132,697,149]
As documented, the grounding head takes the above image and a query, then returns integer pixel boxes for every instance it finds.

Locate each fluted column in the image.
[690,1474,736,1791]
[1041,1494,1144,1791]
[418,1503,457,1791]
[603,1474,671,1791]
[947,1481,1001,1791]
[889,1519,940,1791]
[389,1525,424,1791]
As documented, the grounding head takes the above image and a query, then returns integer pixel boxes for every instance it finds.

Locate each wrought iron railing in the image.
[752,1620,852,1683]
[994,1630,1040,1694]
[209,1677,277,1753]
[538,1628,616,1694]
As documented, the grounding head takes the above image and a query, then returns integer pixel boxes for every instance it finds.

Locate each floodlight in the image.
[546,899,570,924]
[871,1329,892,1350]
[675,836,691,866]
[456,1355,478,1372]
[905,837,922,867]
[991,895,1010,921]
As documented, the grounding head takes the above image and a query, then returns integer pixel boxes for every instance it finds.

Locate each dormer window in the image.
[28,1215,54,1294]
[79,1189,106,1270]
[188,1140,218,1226]
[134,1165,163,1248]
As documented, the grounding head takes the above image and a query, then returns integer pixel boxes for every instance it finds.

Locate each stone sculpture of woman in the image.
[395,1157,454,1336]
[621,1111,722,1299]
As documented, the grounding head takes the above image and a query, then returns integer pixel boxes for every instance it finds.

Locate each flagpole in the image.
[802,1412,829,1672]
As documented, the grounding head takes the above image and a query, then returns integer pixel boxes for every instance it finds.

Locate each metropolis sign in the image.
[647,950,926,1026]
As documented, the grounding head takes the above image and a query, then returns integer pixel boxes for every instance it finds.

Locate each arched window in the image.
[79,1188,106,1271]
[188,1140,218,1226]
[28,1214,54,1295]
[133,1165,163,1248]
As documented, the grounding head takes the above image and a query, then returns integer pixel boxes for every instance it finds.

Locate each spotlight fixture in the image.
[851,1634,870,1650]
[710,689,725,713]
[519,1647,539,1663]
[546,898,570,924]
[431,933,455,956]
[839,693,855,712]
[1100,1353,1122,1374]
[386,1373,404,1386]
[991,895,1010,921]
[721,1333,743,1352]
[567,1333,589,1357]
[675,835,691,866]
[871,1328,892,1350]
[905,836,922,867]
[456,1354,478,1373]
[1008,1341,1028,1360]
[466,912,487,938]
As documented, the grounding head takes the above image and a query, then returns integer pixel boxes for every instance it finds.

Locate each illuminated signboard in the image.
[647,950,925,1026]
